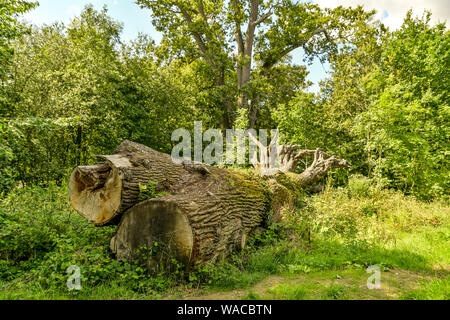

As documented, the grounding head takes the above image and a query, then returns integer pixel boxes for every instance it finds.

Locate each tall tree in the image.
[137,0,374,129]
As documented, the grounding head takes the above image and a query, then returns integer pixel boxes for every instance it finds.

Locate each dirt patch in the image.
[164,269,436,300]
[169,276,288,300]
[352,269,431,300]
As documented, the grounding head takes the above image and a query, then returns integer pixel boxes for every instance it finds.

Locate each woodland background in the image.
[0,0,448,300]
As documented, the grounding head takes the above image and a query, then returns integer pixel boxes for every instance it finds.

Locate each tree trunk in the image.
[69,140,350,269]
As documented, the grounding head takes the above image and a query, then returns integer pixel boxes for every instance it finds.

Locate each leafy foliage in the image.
[0,0,37,74]
[0,5,197,193]
[355,12,449,198]
[138,180,168,201]
[275,11,449,199]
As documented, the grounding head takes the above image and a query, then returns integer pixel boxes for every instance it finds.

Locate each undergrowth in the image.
[0,175,448,300]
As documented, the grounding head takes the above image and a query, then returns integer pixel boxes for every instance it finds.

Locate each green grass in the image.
[321,284,349,300]
[242,291,261,300]
[267,284,309,300]
[401,278,450,300]
[0,176,448,300]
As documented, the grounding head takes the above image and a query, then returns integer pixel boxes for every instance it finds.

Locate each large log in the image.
[69,140,350,269]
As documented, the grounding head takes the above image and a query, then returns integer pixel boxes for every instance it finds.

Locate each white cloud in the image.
[67,5,81,17]
[314,0,449,29]
[22,10,48,25]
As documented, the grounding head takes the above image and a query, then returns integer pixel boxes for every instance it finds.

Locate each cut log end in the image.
[110,200,194,268]
[69,163,123,226]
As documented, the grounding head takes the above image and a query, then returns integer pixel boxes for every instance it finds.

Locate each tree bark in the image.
[69,140,350,269]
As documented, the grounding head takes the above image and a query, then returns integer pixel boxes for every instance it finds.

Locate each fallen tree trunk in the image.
[69,140,350,269]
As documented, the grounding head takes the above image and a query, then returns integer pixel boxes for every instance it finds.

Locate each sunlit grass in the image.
[401,278,450,300]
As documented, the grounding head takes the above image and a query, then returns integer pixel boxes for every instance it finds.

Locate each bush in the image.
[347,174,373,198]
[0,118,95,192]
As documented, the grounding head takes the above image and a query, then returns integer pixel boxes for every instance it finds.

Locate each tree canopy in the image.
[137,0,374,129]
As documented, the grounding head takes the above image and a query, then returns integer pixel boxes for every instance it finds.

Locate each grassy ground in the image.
[177,270,449,300]
[0,175,448,300]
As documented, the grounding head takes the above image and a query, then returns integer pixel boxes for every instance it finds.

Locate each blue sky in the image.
[24,1,159,42]
[22,0,449,92]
